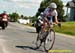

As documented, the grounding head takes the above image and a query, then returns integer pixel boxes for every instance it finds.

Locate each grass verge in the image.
[53,21,75,36]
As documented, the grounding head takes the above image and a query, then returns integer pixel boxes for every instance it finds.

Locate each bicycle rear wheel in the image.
[44,29,55,52]
[35,30,43,49]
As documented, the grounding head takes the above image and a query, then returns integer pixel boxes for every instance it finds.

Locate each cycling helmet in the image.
[49,3,57,8]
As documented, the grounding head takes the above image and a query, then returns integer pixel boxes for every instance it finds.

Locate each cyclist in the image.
[41,2,59,32]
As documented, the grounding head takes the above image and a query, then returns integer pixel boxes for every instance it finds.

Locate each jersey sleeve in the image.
[52,10,58,16]
[43,7,49,14]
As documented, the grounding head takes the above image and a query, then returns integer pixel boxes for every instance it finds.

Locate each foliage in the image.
[62,15,68,22]
[9,12,19,22]
[30,16,36,23]
[24,16,29,20]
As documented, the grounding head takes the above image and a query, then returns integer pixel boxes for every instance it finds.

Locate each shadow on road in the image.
[0,28,6,30]
[0,28,2,30]
[0,28,4,30]
[15,45,46,52]
[16,46,36,50]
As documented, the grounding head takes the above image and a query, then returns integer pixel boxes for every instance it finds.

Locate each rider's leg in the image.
[42,18,47,32]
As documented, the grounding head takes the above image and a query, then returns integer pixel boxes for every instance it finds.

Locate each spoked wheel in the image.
[36,39,42,49]
[35,30,43,49]
[44,29,55,52]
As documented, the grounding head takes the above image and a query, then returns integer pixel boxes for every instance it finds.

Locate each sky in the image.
[0,0,71,16]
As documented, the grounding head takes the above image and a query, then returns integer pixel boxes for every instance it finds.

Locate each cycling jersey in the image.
[43,7,58,22]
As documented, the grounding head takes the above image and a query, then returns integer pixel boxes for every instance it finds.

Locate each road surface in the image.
[0,22,75,53]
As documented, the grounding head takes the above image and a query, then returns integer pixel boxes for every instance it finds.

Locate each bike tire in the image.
[44,29,55,52]
[2,22,5,30]
[35,31,43,49]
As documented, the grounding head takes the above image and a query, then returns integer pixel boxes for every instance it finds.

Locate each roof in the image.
[66,1,75,8]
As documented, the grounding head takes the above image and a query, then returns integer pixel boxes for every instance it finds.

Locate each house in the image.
[18,19,30,24]
[66,0,75,21]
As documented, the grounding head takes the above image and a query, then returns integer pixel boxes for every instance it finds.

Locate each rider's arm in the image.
[54,16,58,24]
[43,7,50,17]
[52,10,58,24]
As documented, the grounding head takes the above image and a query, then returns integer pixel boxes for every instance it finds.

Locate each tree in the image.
[30,16,35,23]
[35,0,64,21]
[9,12,19,22]
[36,0,50,17]
[24,16,29,20]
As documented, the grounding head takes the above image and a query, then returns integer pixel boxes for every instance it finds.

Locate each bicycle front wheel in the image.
[44,29,55,52]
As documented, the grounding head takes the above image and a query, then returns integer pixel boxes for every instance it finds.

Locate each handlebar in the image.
[53,22,61,28]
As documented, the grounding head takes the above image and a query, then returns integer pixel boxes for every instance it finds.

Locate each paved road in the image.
[0,22,75,53]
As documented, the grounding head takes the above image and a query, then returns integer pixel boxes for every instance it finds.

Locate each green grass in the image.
[53,21,75,36]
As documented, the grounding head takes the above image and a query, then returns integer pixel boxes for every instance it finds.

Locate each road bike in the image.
[35,17,56,52]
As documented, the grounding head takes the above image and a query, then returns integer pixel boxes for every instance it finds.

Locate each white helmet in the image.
[49,3,57,8]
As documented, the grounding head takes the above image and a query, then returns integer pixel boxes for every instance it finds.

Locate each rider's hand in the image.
[53,22,58,25]
[58,22,61,28]
[54,22,61,28]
